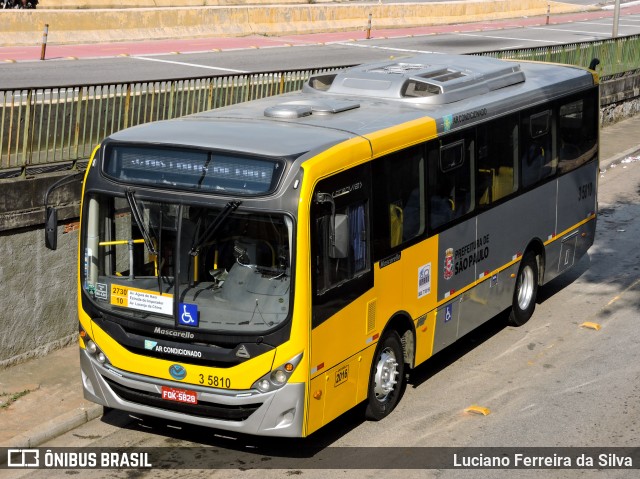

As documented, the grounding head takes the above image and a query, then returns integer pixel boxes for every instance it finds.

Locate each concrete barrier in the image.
[37,0,314,8]
[0,1,593,47]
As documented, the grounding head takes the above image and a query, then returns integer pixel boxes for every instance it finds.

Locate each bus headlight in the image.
[80,327,111,366]
[252,353,303,393]
[86,340,98,354]
[272,369,287,385]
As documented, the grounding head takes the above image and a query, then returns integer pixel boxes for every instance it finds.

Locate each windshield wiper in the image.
[189,200,241,256]
[125,189,157,256]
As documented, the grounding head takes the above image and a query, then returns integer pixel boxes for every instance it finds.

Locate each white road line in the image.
[531,26,614,36]
[602,0,640,9]
[131,56,248,73]
[579,21,640,28]
[454,33,566,44]
[332,42,439,54]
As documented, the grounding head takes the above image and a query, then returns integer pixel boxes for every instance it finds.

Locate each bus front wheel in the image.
[364,330,405,421]
[508,252,538,326]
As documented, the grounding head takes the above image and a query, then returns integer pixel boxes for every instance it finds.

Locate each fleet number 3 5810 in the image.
[199,374,231,389]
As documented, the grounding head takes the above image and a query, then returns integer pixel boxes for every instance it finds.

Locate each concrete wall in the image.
[601,72,640,126]
[0,222,78,368]
[0,172,81,367]
[0,1,591,46]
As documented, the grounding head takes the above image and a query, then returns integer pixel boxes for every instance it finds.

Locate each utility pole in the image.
[612,0,621,38]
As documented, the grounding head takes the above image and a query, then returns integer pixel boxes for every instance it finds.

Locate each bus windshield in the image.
[82,193,293,334]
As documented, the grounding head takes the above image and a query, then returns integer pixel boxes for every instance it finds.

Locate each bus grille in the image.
[104,377,262,421]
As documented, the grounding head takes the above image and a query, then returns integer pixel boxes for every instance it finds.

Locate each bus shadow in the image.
[100,399,366,462]
[536,252,591,304]
[408,311,509,390]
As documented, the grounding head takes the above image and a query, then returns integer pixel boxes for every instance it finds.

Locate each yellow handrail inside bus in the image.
[98,239,145,246]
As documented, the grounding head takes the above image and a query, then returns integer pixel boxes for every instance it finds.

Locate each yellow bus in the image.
[46,53,599,437]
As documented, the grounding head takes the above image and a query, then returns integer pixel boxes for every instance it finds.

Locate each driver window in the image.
[312,165,371,296]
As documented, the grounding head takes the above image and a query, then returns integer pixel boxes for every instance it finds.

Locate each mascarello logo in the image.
[169,364,187,380]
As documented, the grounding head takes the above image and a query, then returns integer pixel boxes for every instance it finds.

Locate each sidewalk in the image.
[1,114,639,448]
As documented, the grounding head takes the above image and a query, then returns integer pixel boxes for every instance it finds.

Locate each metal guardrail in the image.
[2,34,640,178]
[474,34,640,78]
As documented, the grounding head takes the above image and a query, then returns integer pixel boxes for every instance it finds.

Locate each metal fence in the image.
[2,34,640,178]
[474,33,640,78]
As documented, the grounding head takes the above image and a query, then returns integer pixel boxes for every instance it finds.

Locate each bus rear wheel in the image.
[508,252,538,326]
[364,331,405,421]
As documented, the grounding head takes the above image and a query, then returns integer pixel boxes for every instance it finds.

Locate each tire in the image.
[508,252,539,326]
[364,330,405,421]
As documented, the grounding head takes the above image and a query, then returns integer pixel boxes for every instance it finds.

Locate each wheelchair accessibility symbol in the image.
[444,304,453,323]
[179,303,199,327]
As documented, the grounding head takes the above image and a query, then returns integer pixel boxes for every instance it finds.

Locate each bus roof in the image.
[107,54,596,159]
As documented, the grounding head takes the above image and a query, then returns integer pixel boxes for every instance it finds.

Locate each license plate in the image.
[161,386,198,405]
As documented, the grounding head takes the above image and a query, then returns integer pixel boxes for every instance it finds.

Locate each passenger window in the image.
[372,146,425,250]
[521,110,556,188]
[558,94,598,173]
[477,114,518,206]
[428,135,474,230]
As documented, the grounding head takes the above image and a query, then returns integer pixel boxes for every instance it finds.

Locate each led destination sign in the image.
[103,144,284,196]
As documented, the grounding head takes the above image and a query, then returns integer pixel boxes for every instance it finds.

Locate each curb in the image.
[1,404,103,448]
[600,145,640,171]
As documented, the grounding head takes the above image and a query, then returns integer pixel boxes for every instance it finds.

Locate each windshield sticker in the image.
[178,303,199,327]
[110,284,173,316]
[95,283,108,301]
[84,248,92,289]
[418,263,432,298]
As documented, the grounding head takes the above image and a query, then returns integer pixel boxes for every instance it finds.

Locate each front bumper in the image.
[80,349,305,437]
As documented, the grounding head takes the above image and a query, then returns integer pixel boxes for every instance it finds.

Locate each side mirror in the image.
[316,192,350,259]
[42,171,84,251]
[331,214,348,259]
[45,206,58,250]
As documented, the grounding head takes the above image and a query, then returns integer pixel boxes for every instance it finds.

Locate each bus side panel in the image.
[306,344,375,436]
[308,292,376,428]
[399,236,440,365]
[477,180,558,271]
[547,161,598,282]
[433,218,476,353]
[556,161,598,233]
[432,300,459,355]
[463,180,557,336]
[413,310,437,366]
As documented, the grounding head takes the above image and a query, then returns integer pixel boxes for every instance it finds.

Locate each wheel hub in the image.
[517,265,535,310]
[373,348,399,401]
